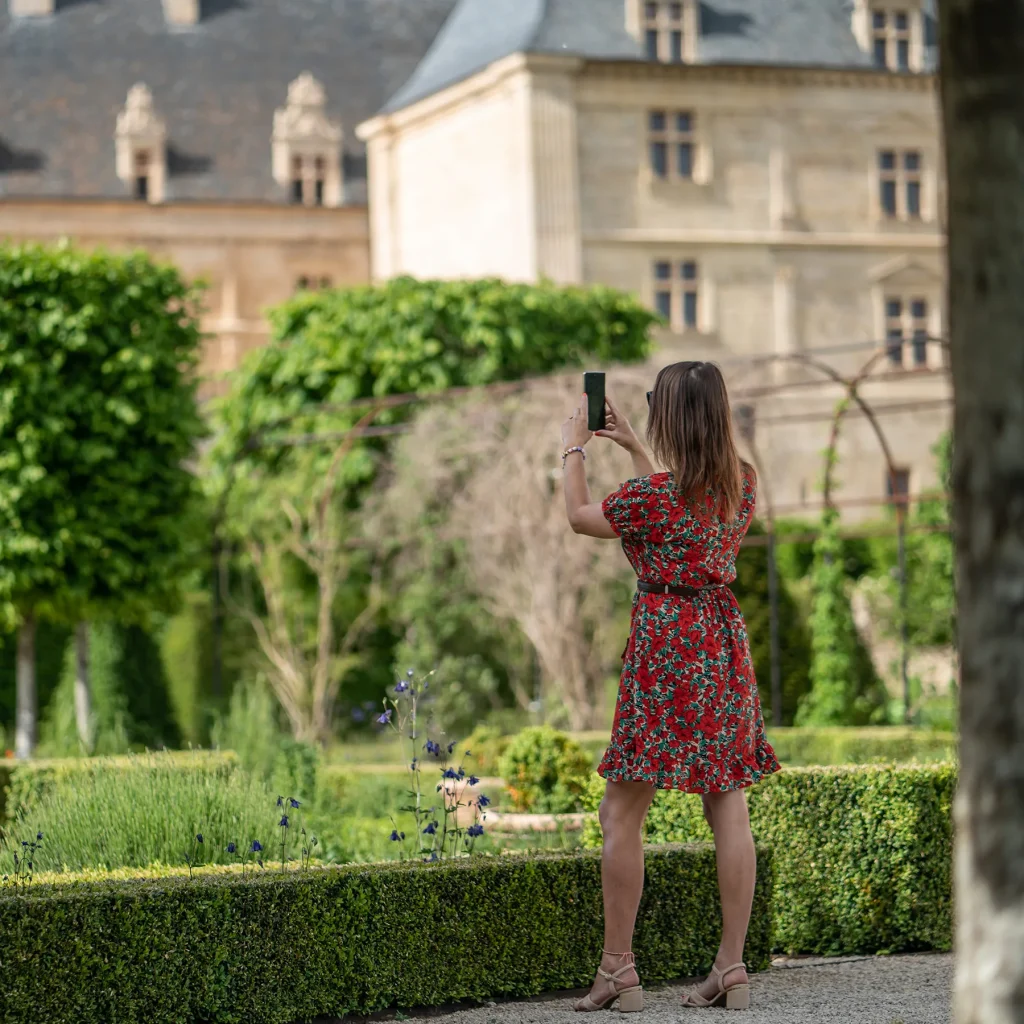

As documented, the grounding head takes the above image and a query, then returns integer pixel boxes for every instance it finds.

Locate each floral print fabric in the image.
[598,471,780,793]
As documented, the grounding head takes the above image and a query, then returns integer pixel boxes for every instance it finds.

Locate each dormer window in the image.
[630,0,697,63]
[115,84,167,204]
[853,1,924,72]
[272,73,343,208]
[872,9,911,70]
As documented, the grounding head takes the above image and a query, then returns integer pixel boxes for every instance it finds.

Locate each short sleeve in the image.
[602,475,664,540]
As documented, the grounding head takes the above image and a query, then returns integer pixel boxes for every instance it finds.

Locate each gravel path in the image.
[392,953,953,1024]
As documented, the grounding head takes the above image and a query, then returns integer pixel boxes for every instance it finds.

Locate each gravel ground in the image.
[382,953,953,1024]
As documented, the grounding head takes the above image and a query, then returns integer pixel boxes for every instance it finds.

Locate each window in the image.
[272,73,343,207]
[886,467,911,510]
[295,275,332,293]
[134,151,150,202]
[642,0,687,63]
[653,260,701,331]
[288,156,328,207]
[879,149,923,220]
[871,8,912,71]
[648,111,696,180]
[884,296,930,367]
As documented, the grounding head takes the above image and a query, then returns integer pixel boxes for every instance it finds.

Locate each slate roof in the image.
[0,0,458,201]
[382,0,939,114]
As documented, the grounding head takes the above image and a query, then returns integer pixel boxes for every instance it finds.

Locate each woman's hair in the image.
[646,360,749,521]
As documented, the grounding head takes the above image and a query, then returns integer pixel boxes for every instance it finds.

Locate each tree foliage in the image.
[0,242,206,624]
[209,278,655,741]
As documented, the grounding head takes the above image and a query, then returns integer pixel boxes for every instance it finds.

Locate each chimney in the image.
[9,0,55,17]
[162,0,200,25]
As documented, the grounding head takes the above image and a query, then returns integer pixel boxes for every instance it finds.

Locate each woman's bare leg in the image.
[584,779,656,1003]
[694,788,756,998]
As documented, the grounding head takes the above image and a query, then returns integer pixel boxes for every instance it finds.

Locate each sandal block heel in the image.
[616,987,644,1013]
[725,985,749,1010]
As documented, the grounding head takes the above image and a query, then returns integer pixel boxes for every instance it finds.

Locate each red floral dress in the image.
[598,470,780,794]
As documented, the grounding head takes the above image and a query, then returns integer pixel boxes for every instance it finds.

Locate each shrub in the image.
[583,762,953,955]
[0,752,274,873]
[0,844,772,1024]
[499,726,592,813]
[765,726,957,766]
[463,724,511,776]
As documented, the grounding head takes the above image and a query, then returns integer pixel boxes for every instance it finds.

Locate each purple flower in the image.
[427,852,438,863]
[226,843,237,854]
[279,815,289,828]
[443,767,459,780]
[289,798,300,809]
[447,741,456,755]
[478,794,491,808]
[389,830,406,842]
[395,679,409,693]
[196,834,204,844]
[410,758,418,770]
[407,668,415,678]
[251,840,263,853]
[36,832,43,841]
[377,709,393,725]
[423,822,438,836]
[425,739,441,756]
[467,823,485,838]
[468,775,480,786]
[277,796,284,808]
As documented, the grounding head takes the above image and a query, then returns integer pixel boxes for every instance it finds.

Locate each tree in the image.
[211,278,655,741]
[940,6,1024,1021]
[0,243,206,757]
[379,374,650,730]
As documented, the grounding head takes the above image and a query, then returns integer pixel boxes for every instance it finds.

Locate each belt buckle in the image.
[661,583,670,595]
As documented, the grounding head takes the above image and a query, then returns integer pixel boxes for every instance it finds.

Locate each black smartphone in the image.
[583,371,606,432]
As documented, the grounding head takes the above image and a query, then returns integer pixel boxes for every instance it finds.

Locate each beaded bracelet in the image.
[561,446,586,463]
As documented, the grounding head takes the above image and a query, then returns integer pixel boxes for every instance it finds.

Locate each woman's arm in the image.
[563,450,617,539]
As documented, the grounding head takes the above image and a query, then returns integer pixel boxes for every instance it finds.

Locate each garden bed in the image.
[0,844,772,1024]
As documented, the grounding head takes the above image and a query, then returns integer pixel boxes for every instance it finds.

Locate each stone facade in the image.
[359,49,949,519]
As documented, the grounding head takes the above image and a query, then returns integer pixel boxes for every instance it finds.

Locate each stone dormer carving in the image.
[162,0,200,26]
[9,0,55,16]
[272,73,343,207]
[115,84,167,204]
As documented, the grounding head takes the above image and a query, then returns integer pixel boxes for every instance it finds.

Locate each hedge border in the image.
[0,844,772,1024]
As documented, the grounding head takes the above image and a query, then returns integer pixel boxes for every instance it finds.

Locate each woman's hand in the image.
[595,395,641,452]
[561,396,593,450]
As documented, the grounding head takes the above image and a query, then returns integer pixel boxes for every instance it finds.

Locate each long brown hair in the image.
[646,361,749,521]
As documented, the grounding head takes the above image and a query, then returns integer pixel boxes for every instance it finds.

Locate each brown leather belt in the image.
[636,580,723,597]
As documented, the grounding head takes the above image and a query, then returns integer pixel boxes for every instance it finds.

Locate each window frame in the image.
[882,293,933,369]
[639,0,694,63]
[871,7,913,71]
[878,148,925,222]
[651,258,704,333]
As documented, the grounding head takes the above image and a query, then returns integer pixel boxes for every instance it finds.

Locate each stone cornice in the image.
[581,58,937,93]
[584,228,945,249]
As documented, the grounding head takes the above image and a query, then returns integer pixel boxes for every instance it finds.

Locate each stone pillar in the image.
[769,144,796,229]
[773,264,797,381]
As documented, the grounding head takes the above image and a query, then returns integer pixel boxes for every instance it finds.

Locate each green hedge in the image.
[584,763,954,956]
[765,727,957,766]
[0,750,238,825]
[0,844,772,1024]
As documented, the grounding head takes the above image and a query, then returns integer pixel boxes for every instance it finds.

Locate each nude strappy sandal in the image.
[680,961,750,1010]
[574,950,644,1013]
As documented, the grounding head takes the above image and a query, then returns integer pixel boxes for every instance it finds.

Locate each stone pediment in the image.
[869,255,942,288]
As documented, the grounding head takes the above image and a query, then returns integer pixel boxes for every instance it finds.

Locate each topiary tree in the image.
[0,242,206,757]
[498,725,592,814]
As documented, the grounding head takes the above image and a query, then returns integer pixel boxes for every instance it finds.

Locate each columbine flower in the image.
[443,767,459,780]
[447,741,456,755]
[389,830,405,842]
[467,824,485,838]
[196,834,204,844]
[277,796,284,807]
[478,794,491,808]
[289,798,300,809]
[425,739,441,756]
[377,709,393,725]
[422,822,438,835]
[407,668,415,678]
[468,775,480,786]
[251,840,263,853]
[395,679,409,693]
[279,815,289,828]
[427,852,438,863]
[36,832,43,841]
[410,758,418,770]
[227,843,237,854]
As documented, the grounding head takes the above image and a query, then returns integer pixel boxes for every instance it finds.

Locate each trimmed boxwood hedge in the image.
[0,844,772,1024]
[584,763,954,956]
[764,727,957,767]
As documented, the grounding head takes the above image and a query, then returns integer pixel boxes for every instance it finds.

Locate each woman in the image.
[561,361,780,1013]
